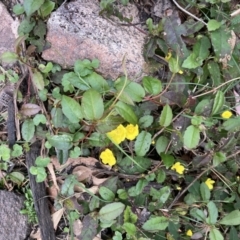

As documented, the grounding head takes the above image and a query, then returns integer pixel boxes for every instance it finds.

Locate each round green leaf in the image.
[183,125,200,149]
[209,228,224,240]
[207,20,221,31]
[0,52,18,64]
[23,0,44,17]
[32,70,44,90]
[142,76,162,95]
[81,89,104,120]
[99,186,115,201]
[156,136,169,154]
[142,216,169,232]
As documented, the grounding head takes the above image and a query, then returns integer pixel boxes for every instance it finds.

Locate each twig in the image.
[172,0,207,26]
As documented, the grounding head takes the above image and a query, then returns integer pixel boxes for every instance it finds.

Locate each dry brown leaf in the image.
[47,162,60,192]
[92,176,108,186]
[20,103,41,116]
[50,156,61,170]
[30,229,42,240]
[72,166,92,182]
[52,208,64,230]
[233,90,240,115]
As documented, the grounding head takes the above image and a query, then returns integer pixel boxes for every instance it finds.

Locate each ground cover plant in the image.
[1,0,240,239]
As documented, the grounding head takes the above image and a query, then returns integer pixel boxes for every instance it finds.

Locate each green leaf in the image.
[200,182,210,201]
[142,76,162,95]
[159,104,173,127]
[99,202,125,222]
[115,78,145,103]
[39,0,55,18]
[160,153,175,168]
[23,0,44,17]
[0,52,18,64]
[128,179,148,197]
[18,19,36,34]
[47,134,73,150]
[208,61,221,87]
[61,95,83,123]
[74,59,99,77]
[81,89,104,120]
[21,119,35,142]
[30,166,47,182]
[157,186,171,203]
[13,4,25,15]
[209,228,224,240]
[99,186,115,201]
[33,114,47,125]
[213,152,226,167]
[11,144,23,157]
[229,227,238,240]
[142,216,169,232]
[182,36,210,69]
[32,70,44,90]
[69,146,81,158]
[219,210,240,225]
[169,58,180,73]
[8,172,25,186]
[207,201,218,224]
[138,115,154,128]
[156,136,169,154]
[156,169,166,183]
[223,116,240,132]
[123,222,136,236]
[79,215,98,240]
[124,206,138,223]
[84,72,109,92]
[0,145,11,161]
[190,208,206,222]
[115,101,138,124]
[134,131,152,156]
[211,91,225,115]
[207,20,221,31]
[35,156,50,167]
[183,125,200,149]
[51,108,63,128]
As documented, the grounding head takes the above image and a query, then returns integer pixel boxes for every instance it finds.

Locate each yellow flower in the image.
[205,178,215,190]
[165,52,172,61]
[125,124,139,140]
[106,124,126,144]
[178,70,184,74]
[186,229,193,237]
[221,110,232,119]
[171,162,185,174]
[100,148,116,166]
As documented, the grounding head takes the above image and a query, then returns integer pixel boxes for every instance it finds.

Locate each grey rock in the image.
[42,0,147,80]
[0,2,19,57]
[0,190,30,240]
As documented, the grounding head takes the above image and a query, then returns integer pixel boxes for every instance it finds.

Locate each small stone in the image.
[42,0,147,81]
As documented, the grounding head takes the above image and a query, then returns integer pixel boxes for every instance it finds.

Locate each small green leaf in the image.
[61,95,83,123]
[212,91,225,115]
[142,216,169,232]
[35,156,50,167]
[207,201,218,224]
[223,116,240,132]
[115,101,138,124]
[0,145,11,161]
[209,228,224,240]
[169,58,180,73]
[219,210,240,225]
[23,0,44,17]
[8,172,25,186]
[160,153,175,168]
[33,114,47,125]
[142,76,162,95]
[32,70,44,90]
[51,108,63,128]
[158,186,171,204]
[11,144,23,157]
[156,136,169,154]
[79,215,98,240]
[139,115,154,128]
[200,182,210,201]
[183,125,200,149]
[208,61,221,87]
[21,119,35,142]
[134,131,152,156]
[13,4,25,15]
[0,52,18,64]
[39,0,55,18]
[69,146,81,158]
[47,134,73,150]
[99,202,125,222]
[81,89,104,120]
[207,20,221,31]
[190,208,206,222]
[124,206,138,224]
[123,222,136,236]
[99,186,115,201]
[213,152,226,167]
[159,104,173,127]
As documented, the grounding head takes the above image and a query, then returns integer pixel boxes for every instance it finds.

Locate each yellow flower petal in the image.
[106,124,126,144]
[125,124,139,140]
[165,52,172,62]
[178,70,183,74]
[205,178,215,190]
[100,149,116,166]
[171,162,185,174]
[221,110,232,119]
[186,229,193,237]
